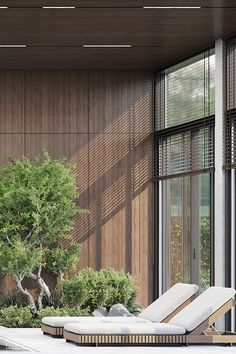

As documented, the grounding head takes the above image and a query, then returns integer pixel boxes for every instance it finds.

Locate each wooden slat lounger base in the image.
[64,330,187,346]
[64,329,236,347]
[187,331,236,345]
[41,324,64,338]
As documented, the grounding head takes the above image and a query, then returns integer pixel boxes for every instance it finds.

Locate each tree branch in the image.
[25,227,35,241]
[13,275,37,315]
[28,272,37,280]
[5,236,12,246]
[29,259,51,310]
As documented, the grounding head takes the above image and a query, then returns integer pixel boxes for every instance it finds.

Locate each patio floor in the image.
[1,327,236,354]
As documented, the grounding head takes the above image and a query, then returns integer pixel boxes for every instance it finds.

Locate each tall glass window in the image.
[154,50,215,293]
[163,174,211,291]
[166,54,215,127]
[155,50,215,131]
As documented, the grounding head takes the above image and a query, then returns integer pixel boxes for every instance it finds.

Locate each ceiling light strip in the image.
[83,45,132,48]
[143,6,201,9]
[42,6,76,9]
[0,45,27,48]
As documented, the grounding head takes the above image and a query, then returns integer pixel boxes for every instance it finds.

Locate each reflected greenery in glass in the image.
[166,54,215,127]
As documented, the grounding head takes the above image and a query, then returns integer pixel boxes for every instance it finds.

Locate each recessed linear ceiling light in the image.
[0,45,27,47]
[143,6,201,9]
[83,45,132,48]
[0,7,8,8]
[43,6,76,9]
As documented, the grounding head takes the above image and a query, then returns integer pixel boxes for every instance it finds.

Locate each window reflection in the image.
[164,174,211,292]
[166,53,215,127]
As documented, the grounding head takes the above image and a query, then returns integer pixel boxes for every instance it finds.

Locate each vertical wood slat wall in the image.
[0,71,153,306]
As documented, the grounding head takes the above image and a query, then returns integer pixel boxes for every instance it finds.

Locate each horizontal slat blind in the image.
[155,50,215,131]
[224,39,236,169]
[154,124,215,180]
[154,48,215,180]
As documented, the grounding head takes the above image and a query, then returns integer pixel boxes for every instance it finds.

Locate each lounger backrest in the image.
[169,286,236,332]
[138,283,199,322]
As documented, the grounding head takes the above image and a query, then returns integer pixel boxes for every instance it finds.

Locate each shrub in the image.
[42,288,63,308]
[61,276,86,308]
[0,305,90,328]
[61,268,137,312]
[101,268,135,308]
[0,290,28,308]
[37,306,89,320]
[0,306,35,328]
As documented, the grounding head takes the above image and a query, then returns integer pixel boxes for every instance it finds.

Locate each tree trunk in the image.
[59,271,64,282]
[37,286,44,311]
[29,267,51,310]
[37,272,50,310]
[28,243,51,310]
[14,275,37,315]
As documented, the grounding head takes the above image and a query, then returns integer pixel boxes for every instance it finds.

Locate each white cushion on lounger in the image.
[42,316,150,327]
[138,283,199,322]
[170,286,236,332]
[64,322,186,335]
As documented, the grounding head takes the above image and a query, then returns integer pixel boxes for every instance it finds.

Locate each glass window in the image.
[156,125,214,180]
[199,174,211,291]
[155,51,215,130]
[155,49,215,295]
[166,53,215,127]
[163,173,211,292]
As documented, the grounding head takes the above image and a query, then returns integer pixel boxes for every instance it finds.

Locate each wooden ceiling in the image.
[0,0,236,70]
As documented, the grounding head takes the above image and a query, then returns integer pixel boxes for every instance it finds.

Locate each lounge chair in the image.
[63,286,236,346]
[41,282,198,337]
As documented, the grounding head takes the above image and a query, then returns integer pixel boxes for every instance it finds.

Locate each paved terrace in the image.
[1,327,236,354]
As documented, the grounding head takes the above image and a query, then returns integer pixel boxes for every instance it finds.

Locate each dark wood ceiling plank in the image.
[0,8,234,46]
[2,0,236,8]
[0,5,234,69]
[0,46,213,70]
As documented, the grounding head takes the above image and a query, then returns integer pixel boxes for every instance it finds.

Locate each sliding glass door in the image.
[162,173,212,292]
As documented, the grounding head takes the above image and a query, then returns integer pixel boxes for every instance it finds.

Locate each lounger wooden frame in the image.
[41,323,64,338]
[63,299,236,346]
[64,332,187,345]
[41,294,197,338]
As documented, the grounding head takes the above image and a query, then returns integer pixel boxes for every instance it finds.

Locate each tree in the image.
[0,152,84,313]
[45,241,82,282]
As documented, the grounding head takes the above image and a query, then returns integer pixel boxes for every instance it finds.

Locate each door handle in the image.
[193,248,196,260]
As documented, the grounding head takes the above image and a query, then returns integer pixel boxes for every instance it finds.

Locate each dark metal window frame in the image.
[152,65,216,300]
[153,115,215,182]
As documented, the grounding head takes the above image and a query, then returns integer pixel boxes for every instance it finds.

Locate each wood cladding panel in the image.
[0,134,24,164]
[0,72,24,133]
[89,72,152,134]
[88,134,129,271]
[130,134,153,306]
[0,70,153,307]
[87,132,153,306]
[25,72,89,133]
